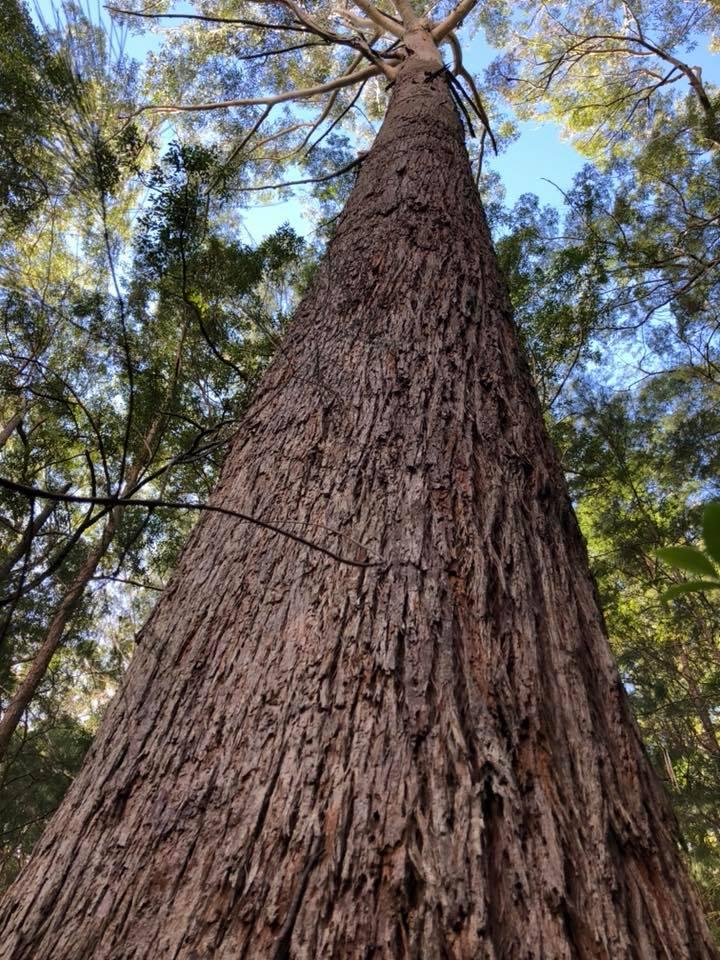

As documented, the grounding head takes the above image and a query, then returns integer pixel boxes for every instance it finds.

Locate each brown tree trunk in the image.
[0,34,715,958]
[0,411,22,451]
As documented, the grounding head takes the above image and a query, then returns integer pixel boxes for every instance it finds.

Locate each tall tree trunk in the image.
[0,33,714,958]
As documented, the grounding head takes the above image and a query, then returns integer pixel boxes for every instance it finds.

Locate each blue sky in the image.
[32,1,718,244]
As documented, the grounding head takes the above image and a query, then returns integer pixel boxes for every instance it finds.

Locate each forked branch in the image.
[432,0,480,41]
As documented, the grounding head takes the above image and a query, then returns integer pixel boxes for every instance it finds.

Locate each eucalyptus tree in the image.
[0,1,716,958]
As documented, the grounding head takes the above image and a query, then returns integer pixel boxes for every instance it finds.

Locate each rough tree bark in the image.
[0,32,715,959]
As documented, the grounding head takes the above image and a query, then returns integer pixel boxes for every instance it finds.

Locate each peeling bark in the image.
[0,40,715,959]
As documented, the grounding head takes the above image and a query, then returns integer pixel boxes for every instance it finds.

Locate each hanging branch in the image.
[446,71,477,137]
[232,156,363,192]
[106,7,314,35]
[0,477,381,569]
[445,32,497,152]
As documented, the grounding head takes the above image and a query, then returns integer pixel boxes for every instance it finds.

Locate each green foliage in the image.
[0,7,306,884]
[658,506,720,599]
[0,0,59,227]
[490,0,719,159]
[0,713,93,889]
[551,374,720,932]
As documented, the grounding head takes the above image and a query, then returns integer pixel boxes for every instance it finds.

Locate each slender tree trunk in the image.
[0,313,190,758]
[0,484,70,711]
[0,411,22,451]
[0,515,117,759]
[0,34,715,958]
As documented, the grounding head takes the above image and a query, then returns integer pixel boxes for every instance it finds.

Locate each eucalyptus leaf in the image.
[661,580,720,602]
[702,502,720,566]
[656,546,719,580]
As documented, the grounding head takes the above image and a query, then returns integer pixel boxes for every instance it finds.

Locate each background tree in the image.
[486,3,720,918]
[0,3,305,883]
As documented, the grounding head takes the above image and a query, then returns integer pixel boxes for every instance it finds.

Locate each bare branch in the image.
[129,65,381,117]
[92,574,165,592]
[432,0,479,41]
[392,0,420,30]
[250,0,350,44]
[352,0,404,38]
[106,6,311,34]
[234,156,363,191]
[210,106,275,192]
[235,40,328,62]
[283,51,367,156]
[444,33,497,151]
[0,478,381,568]
[306,80,370,156]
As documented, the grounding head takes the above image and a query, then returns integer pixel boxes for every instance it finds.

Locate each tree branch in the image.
[392,0,419,30]
[106,6,311,34]
[129,65,381,117]
[235,157,363,192]
[432,0,479,41]
[0,478,380,568]
[352,0,404,38]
